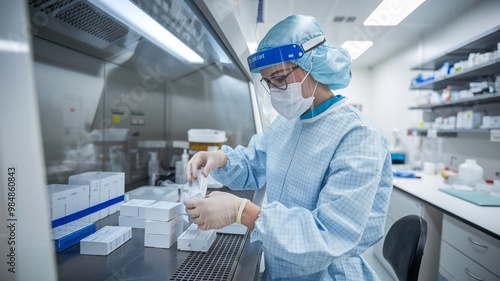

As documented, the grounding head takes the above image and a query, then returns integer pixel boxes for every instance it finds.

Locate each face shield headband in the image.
[247,35,326,72]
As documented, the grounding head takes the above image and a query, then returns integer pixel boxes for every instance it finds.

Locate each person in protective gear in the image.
[184,14,392,280]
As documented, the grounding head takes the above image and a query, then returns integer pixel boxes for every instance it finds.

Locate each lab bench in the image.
[377,173,500,281]
[56,187,265,281]
[392,174,500,238]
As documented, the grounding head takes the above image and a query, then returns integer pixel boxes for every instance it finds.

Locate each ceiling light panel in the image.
[363,0,426,26]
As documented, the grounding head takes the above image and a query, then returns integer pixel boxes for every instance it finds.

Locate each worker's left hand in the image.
[184,191,247,230]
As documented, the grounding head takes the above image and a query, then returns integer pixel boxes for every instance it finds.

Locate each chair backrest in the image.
[383,215,428,281]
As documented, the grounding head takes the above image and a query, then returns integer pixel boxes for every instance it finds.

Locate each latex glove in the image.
[186,151,227,182]
[184,191,247,230]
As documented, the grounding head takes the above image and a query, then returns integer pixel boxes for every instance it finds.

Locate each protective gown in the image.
[211,98,393,280]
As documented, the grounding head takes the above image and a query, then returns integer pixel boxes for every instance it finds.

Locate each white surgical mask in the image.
[270,72,317,119]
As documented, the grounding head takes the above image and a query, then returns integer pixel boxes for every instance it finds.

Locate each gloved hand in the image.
[186,151,227,182]
[184,191,248,230]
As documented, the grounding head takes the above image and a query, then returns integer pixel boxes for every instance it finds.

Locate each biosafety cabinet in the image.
[27,0,268,189]
[1,1,267,280]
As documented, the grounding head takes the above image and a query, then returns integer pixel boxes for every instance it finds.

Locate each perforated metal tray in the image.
[170,187,254,281]
[170,234,246,281]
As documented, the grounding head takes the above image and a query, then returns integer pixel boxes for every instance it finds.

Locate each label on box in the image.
[144,201,182,221]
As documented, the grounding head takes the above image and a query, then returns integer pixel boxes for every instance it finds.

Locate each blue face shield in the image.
[247,15,352,91]
[247,35,326,73]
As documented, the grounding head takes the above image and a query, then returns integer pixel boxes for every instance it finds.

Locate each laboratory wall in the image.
[33,37,255,189]
[341,67,373,116]
[34,37,106,184]
[365,0,500,178]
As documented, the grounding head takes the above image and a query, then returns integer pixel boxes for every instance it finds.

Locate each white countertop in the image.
[392,173,500,238]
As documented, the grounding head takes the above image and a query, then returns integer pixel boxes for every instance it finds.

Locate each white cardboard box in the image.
[120,199,156,218]
[80,226,132,256]
[47,184,68,221]
[98,176,113,219]
[145,215,183,235]
[52,221,96,252]
[47,184,68,206]
[98,172,125,214]
[75,185,90,222]
[144,222,183,249]
[118,215,146,229]
[68,172,112,222]
[144,201,183,222]
[65,185,86,217]
[177,224,216,252]
[47,184,89,222]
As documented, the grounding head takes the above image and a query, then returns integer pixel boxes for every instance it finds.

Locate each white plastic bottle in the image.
[176,149,189,184]
[458,159,484,187]
[148,152,159,175]
[148,152,159,186]
[181,149,189,168]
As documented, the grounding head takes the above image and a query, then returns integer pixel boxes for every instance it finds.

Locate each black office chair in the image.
[383,215,428,281]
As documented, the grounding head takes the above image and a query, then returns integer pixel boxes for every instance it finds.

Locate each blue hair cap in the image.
[248,15,351,90]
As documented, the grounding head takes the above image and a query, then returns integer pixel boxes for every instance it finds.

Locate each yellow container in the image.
[188,129,226,152]
[189,142,224,152]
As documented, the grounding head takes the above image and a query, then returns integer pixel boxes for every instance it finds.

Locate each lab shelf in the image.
[410,59,500,90]
[408,92,500,110]
[407,128,492,138]
[408,26,500,140]
[411,25,500,71]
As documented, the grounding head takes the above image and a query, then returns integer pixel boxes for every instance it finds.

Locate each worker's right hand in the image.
[186,151,227,182]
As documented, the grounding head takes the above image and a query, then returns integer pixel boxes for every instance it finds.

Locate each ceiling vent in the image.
[333,15,357,23]
[333,16,345,23]
[346,16,357,23]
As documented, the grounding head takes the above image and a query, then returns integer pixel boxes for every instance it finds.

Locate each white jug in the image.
[458,159,484,187]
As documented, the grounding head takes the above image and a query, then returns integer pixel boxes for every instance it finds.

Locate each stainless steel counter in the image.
[56,187,265,281]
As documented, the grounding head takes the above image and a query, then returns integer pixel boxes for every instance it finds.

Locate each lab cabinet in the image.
[407,25,500,139]
[438,214,500,281]
[373,188,442,281]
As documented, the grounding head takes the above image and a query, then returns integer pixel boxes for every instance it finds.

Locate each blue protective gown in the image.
[211,97,393,280]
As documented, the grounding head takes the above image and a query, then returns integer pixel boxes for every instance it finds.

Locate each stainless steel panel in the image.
[34,37,105,184]
[101,61,167,183]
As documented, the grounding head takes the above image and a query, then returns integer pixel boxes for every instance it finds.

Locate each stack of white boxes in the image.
[68,171,125,222]
[80,226,132,256]
[47,184,90,223]
[48,184,96,252]
[47,172,125,252]
[144,201,184,249]
[118,199,156,228]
